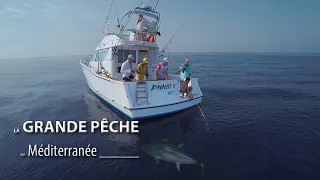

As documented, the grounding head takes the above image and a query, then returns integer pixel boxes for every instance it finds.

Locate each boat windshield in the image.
[120,7,160,34]
[122,8,160,22]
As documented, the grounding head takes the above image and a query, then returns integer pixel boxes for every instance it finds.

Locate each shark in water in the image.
[142,140,205,177]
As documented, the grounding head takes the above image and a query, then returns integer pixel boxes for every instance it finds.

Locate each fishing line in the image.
[197,104,209,130]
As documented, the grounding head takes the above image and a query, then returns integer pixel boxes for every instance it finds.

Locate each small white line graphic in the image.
[99,156,140,159]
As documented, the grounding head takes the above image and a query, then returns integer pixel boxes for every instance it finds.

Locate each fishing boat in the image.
[80,0,203,120]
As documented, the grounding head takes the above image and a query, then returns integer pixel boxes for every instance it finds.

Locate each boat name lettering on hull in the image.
[151,84,172,91]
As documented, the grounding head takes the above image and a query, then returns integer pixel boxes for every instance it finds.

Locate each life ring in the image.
[147,35,155,43]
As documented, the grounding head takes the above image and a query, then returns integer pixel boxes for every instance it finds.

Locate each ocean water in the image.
[0,53,320,180]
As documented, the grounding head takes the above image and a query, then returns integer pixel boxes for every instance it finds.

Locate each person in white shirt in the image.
[120,54,136,81]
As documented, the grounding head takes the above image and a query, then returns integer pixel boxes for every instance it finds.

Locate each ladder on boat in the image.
[136,82,149,106]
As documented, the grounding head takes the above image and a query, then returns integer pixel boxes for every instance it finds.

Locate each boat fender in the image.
[103,70,111,77]
[105,72,111,77]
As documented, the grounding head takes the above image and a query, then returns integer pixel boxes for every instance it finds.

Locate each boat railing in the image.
[119,29,157,43]
[120,34,130,40]
[168,74,180,80]
[80,55,93,66]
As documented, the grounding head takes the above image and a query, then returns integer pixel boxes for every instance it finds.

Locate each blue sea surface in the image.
[0,53,320,180]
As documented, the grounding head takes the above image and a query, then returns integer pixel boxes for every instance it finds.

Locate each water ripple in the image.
[1,54,320,180]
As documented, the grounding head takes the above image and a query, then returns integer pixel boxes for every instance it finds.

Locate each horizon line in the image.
[1,51,320,60]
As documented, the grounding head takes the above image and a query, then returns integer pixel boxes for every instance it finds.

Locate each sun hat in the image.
[143,58,148,63]
[128,54,135,60]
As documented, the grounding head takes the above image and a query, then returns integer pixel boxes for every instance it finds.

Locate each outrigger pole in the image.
[102,0,115,37]
[159,24,184,58]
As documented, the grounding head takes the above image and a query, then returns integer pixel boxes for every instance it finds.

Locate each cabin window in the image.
[149,50,158,63]
[138,50,149,63]
[118,49,136,63]
[94,50,107,62]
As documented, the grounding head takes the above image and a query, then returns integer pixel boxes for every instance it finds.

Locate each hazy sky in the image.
[0,0,319,58]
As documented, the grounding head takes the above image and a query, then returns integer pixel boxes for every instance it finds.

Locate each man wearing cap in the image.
[120,54,136,81]
[156,57,169,80]
[135,58,149,81]
[177,59,192,82]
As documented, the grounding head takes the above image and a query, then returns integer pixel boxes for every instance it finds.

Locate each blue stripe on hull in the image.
[88,87,132,119]
[88,87,199,120]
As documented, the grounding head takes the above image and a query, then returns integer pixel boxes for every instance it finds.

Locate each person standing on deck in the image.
[156,57,169,80]
[137,15,144,25]
[136,58,149,81]
[177,59,192,82]
[136,15,147,40]
[120,54,136,81]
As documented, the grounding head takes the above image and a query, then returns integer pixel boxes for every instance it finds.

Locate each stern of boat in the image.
[124,77,203,119]
[80,58,203,120]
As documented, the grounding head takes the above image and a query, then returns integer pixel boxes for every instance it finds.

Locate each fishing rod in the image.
[159,24,183,56]
[159,24,184,57]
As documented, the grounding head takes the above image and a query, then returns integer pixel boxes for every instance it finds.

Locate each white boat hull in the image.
[80,62,203,120]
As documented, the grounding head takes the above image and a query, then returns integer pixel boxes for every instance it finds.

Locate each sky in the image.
[0,0,319,58]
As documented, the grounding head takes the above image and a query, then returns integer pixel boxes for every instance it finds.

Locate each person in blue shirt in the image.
[177,59,192,82]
